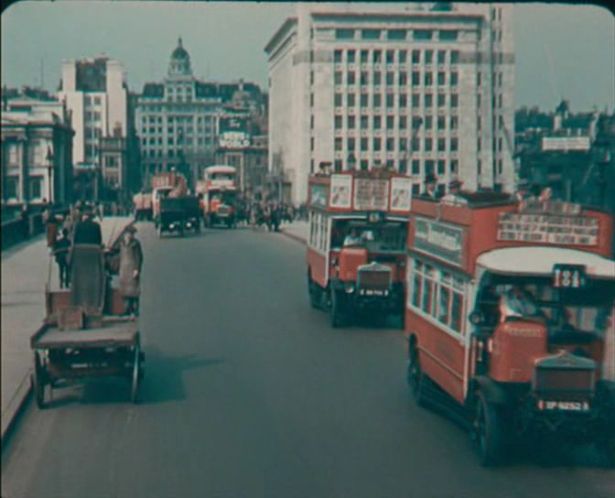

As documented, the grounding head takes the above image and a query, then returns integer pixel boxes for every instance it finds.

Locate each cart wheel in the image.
[32,352,46,409]
[131,335,141,403]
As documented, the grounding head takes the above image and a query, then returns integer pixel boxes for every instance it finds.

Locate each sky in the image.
[1,1,614,112]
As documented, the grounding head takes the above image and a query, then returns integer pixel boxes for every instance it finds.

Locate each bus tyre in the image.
[472,391,504,467]
[330,289,346,328]
[407,342,429,407]
[597,435,615,468]
[308,277,319,309]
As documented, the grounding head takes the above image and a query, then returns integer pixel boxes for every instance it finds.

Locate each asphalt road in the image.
[2,224,614,498]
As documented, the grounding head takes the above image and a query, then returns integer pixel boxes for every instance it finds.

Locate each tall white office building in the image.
[266,3,515,204]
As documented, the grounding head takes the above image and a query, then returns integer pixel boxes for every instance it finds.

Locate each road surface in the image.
[2,224,614,498]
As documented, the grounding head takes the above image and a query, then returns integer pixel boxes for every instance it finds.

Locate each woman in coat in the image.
[119,225,143,317]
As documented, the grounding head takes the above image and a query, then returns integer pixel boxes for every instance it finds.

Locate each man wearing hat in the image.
[119,224,143,317]
[72,210,103,246]
[441,178,467,205]
[422,173,440,200]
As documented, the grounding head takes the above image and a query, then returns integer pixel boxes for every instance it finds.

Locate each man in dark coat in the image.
[119,225,143,317]
[72,211,103,246]
[53,228,71,288]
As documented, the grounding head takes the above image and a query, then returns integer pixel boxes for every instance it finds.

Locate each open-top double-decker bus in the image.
[404,193,615,466]
[306,168,413,327]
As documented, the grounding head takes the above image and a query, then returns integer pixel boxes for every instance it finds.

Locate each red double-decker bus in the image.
[404,193,615,466]
[306,168,413,327]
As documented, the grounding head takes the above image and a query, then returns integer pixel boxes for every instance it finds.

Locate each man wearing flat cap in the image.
[119,224,143,318]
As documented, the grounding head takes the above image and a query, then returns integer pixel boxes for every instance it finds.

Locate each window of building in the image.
[310,137,315,151]
[440,30,458,42]
[424,115,433,129]
[451,50,460,64]
[438,139,446,152]
[360,71,369,85]
[425,159,435,175]
[347,50,356,63]
[373,94,382,107]
[451,94,459,108]
[334,93,342,106]
[310,115,314,130]
[360,93,369,107]
[373,71,382,85]
[437,93,446,108]
[437,50,446,64]
[399,159,407,173]
[29,176,43,199]
[334,137,343,151]
[424,93,433,107]
[360,137,368,151]
[437,72,446,86]
[94,96,101,105]
[373,115,382,129]
[361,116,369,129]
[424,72,433,86]
[363,29,381,40]
[386,94,394,108]
[388,29,407,41]
[310,93,315,107]
[399,50,407,63]
[347,93,356,107]
[451,72,458,86]
[477,72,482,86]
[334,159,343,172]
[386,71,394,86]
[412,93,420,107]
[411,159,420,175]
[451,137,458,151]
[412,50,421,64]
[334,50,342,63]
[399,115,407,129]
[335,116,343,129]
[360,50,369,63]
[360,159,369,170]
[348,137,356,151]
[477,159,482,175]
[385,138,394,152]
[413,30,433,41]
[386,115,395,129]
[411,136,420,150]
[335,71,342,85]
[348,71,356,85]
[348,115,356,129]
[425,138,433,151]
[425,50,433,64]
[399,94,408,107]
[399,72,408,86]
[4,175,19,200]
[373,137,382,151]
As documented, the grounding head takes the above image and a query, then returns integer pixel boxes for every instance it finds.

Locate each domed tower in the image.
[168,37,192,77]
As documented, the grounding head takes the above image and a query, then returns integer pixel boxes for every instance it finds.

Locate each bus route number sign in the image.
[553,264,586,289]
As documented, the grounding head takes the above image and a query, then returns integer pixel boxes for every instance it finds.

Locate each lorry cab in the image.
[404,195,615,466]
[306,168,413,327]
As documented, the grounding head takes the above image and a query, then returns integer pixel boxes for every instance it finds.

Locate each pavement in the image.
[2,223,614,498]
[281,220,308,244]
[0,216,132,441]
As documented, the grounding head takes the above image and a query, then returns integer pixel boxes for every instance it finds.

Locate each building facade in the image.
[136,39,267,191]
[266,3,515,204]
[1,88,74,214]
[58,56,135,199]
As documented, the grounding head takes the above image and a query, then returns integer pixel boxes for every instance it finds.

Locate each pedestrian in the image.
[53,228,71,289]
[44,204,59,250]
[422,173,440,200]
[72,210,103,246]
[20,204,30,240]
[118,225,143,318]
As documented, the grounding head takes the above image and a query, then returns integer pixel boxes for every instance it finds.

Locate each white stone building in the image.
[1,90,74,209]
[58,57,129,189]
[265,3,516,204]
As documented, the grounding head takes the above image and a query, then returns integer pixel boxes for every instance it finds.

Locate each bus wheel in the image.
[308,277,319,309]
[330,289,346,328]
[472,391,504,467]
[407,342,429,407]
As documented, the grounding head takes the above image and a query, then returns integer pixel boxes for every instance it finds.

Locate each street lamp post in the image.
[46,146,54,204]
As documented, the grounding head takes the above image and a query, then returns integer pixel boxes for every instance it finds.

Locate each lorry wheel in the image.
[472,391,504,467]
[407,342,429,407]
[330,289,346,328]
[32,352,46,409]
